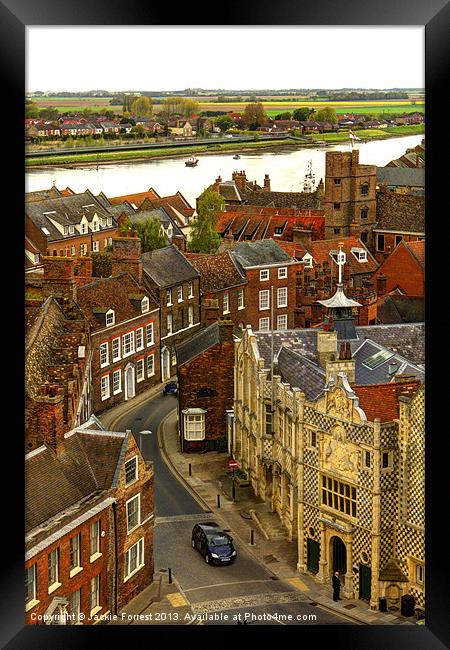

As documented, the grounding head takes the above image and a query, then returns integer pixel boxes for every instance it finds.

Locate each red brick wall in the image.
[178,322,235,452]
[373,243,424,296]
[115,435,154,609]
[372,232,424,264]
[44,230,117,258]
[25,509,111,625]
[91,311,161,414]
[243,263,299,330]
[203,284,247,328]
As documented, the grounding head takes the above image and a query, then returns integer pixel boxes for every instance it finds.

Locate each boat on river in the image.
[185,156,199,167]
[233,154,241,159]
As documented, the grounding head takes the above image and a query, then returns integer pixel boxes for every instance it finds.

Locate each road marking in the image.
[191,590,309,614]
[286,577,309,592]
[166,592,188,607]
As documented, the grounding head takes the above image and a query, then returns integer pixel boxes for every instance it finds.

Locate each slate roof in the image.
[230,239,293,270]
[25,190,114,241]
[140,192,195,227]
[25,430,127,547]
[354,323,425,365]
[276,345,326,400]
[25,186,63,202]
[186,251,246,293]
[377,295,425,324]
[76,273,154,330]
[141,245,199,288]
[376,166,425,188]
[128,207,183,236]
[375,189,425,233]
[176,321,241,366]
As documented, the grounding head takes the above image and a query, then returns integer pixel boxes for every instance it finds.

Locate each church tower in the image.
[323,149,377,243]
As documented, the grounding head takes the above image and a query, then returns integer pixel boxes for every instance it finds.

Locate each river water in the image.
[25,134,424,207]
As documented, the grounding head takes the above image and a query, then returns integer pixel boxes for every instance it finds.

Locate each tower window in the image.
[361,184,369,196]
[334,203,340,210]
[334,228,340,235]
[334,179,341,185]
[361,208,368,219]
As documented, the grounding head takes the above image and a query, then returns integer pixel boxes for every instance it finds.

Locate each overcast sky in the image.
[26,27,424,92]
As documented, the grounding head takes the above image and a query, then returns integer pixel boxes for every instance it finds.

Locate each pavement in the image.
[154,409,417,627]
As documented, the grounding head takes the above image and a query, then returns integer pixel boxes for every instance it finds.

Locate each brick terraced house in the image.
[227,239,301,332]
[373,240,425,298]
[25,190,118,270]
[25,420,154,625]
[141,245,201,381]
[185,251,248,327]
[176,318,239,453]
[76,235,160,413]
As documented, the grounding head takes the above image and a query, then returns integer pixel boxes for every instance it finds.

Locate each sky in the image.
[26,27,424,93]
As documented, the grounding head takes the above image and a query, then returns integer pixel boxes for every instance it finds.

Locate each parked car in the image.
[163,381,178,396]
[191,522,237,565]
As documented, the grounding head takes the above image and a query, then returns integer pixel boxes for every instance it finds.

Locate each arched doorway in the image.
[125,364,135,401]
[331,536,347,577]
[161,346,171,381]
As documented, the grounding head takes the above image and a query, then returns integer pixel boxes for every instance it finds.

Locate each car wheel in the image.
[205,554,210,564]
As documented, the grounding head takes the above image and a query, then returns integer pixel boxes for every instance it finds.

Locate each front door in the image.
[307,539,320,574]
[332,536,347,579]
[359,564,371,601]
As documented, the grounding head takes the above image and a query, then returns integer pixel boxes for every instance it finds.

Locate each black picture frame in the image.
[4,2,449,647]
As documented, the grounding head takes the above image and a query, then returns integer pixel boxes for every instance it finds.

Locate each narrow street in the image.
[110,390,354,626]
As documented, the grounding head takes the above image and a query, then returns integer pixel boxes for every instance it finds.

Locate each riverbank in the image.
[25,124,424,169]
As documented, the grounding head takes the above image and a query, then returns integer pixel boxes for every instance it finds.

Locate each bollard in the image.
[168,567,172,584]
[250,529,255,546]
[217,494,221,508]
[189,463,192,476]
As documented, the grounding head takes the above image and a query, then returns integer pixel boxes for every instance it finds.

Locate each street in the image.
[111,390,354,626]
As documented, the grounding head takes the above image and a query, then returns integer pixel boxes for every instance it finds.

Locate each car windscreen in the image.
[207,534,230,546]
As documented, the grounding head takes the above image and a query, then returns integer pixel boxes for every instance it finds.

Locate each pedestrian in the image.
[332,571,342,601]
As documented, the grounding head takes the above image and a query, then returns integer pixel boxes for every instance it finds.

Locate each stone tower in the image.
[323,150,377,242]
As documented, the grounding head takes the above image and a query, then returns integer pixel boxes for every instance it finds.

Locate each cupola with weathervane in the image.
[316,243,361,382]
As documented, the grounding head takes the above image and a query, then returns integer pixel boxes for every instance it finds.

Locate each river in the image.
[25,134,424,207]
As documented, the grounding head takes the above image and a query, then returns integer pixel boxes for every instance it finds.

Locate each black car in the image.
[163,381,178,396]
[191,522,237,565]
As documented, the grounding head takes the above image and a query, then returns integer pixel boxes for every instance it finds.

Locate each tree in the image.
[135,216,168,252]
[215,115,234,132]
[292,107,315,121]
[315,107,338,124]
[39,107,60,121]
[188,189,224,254]
[131,96,153,118]
[243,102,268,130]
[274,112,292,120]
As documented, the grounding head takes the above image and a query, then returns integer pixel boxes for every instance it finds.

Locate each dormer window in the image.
[106,309,115,327]
[101,218,106,228]
[64,226,69,236]
[69,225,75,235]
[107,217,113,227]
[351,247,367,262]
[92,220,99,232]
[141,297,149,313]
[80,222,88,234]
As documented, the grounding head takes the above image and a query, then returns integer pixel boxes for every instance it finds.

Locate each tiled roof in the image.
[376,166,425,188]
[76,273,154,330]
[353,380,421,422]
[185,251,246,293]
[240,189,321,209]
[404,240,425,268]
[142,245,199,288]
[307,237,379,275]
[25,430,126,537]
[108,188,160,208]
[375,189,425,233]
[230,239,293,269]
[377,295,425,324]
[140,192,195,228]
[217,206,325,241]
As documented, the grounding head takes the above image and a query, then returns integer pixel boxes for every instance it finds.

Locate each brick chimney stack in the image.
[263,174,271,191]
[42,257,77,301]
[376,274,387,296]
[203,296,220,326]
[111,231,142,284]
[27,384,66,452]
[232,170,247,194]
